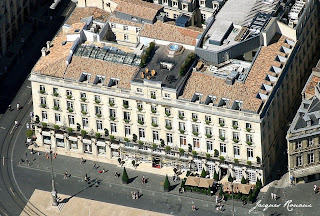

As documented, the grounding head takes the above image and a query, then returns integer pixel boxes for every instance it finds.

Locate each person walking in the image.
[192,205,196,211]
[142,176,145,184]
[84,174,88,182]
[93,163,97,169]
[26,123,30,129]
[314,185,317,194]
[8,105,12,111]
[102,168,105,173]
[64,171,68,179]
[80,157,85,164]
[17,103,20,110]
[15,120,19,128]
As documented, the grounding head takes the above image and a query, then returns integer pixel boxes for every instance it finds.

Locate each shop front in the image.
[96,141,106,156]
[55,133,65,148]
[42,131,51,146]
[83,139,92,154]
[69,136,78,151]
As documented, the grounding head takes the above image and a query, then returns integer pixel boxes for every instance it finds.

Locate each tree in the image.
[104,128,109,136]
[122,167,129,184]
[228,174,233,182]
[201,168,206,178]
[81,130,87,137]
[256,178,262,188]
[26,129,33,138]
[241,176,247,184]
[164,175,170,192]
[132,160,136,168]
[118,158,122,164]
[132,134,137,142]
[214,171,219,181]
[219,187,223,196]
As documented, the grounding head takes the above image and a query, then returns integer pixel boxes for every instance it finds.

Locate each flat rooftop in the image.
[132,45,193,89]
[203,0,279,51]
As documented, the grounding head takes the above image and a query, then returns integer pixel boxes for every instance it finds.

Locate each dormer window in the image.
[308,138,314,147]
[192,93,202,103]
[231,100,243,110]
[296,140,302,149]
[200,0,205,7]
[80,72,91,82]
[123,25,128,31]
[205,95,216,105]
[182,4,188,10]
[163,0,168,4]
[108,78,120,87]
[218,98,229,107]
[172,1,178,7]
[93,75,105,84]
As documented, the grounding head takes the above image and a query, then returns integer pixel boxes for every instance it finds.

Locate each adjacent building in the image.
[287,64,320,184]
[0,0,37,56]
[29,0,319,185]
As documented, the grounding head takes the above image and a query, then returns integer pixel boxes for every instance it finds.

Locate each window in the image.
[124,34,128,41]
[178,111,184,117]
[192,113,198,120]
[137,102,143,110]
[110,109,116,118]
[42,111,47,121]
[82,118,88,128]
[234,146,240,158]
[94,95,101,102]
[179,122,185,131]
[110,123,117,133]
[200,0,205,6]
[174,14,179,19]
[136,28,141,33]
[66,90,72,97]
[308,152,314,164]
[124,112,130,121]
[153,131,159,141]
[205,127,212,135]
[95,106,102,115]
[193,138,200,149]
[40,85,45,92]
[247,171,256,183]
[123,25,128,31]
[151,105,157,113]
[233,132,240,140]
[55,113,61,123]
[68,115,75,126]
[151,91,156,99]
[296,155,302,166]
[125,126,131,136]
[247,148,254,159]
[152,117,158,125]
[219,118,225,125]
[246,123,252,129]
[53,88,58,94]
[137,88,142,93]
[167,133,173,144]
[109,97,115,105]
[182,4,188,10]
[232,121,238,128]
[308,138,314,146]
[219,129,225,138]
[165,119,172,127]
[192,124,199,133]
[165,108,171,115]
[220,143,226,155]
[123,100,129,108]
[138,114,144,122]
[139,128,145,139]
[81,104,87,112]
[53,99,59,108]
[207,141,213,151]
[96,120,103,131]
[163,0,168,4]
[296,140,302,149]
[164,93,171,98]
[246,134,253,143]
[234,169,243,181]
[173,1,178,7]
[180,136,187,146]
[201,13,206,21]
[205,115,211,123]
[67,101,73,110]
[80,92,86,99]
[40,97,46,105]
[111,23,116,28]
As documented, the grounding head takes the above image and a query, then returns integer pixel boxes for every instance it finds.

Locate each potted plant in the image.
[163,175,170,192]
[234,159,239,164]
[247,161,252,166]
[81,111,87,115]
[96,113,101,118]
[233,125,238,129]
[201,168,206,178]
[138,107,142,111]
[95,133,101,139]
[219,156,225,161]
[246,128,252,132]
[26,129,33,138]
[151,109,156,113]
[42,122,47,128]
[124,137,129,142]
[220,136,225,141]
[192,150,197,157]
[206,134,212,138]
[256,156,261,164]
[152,123,158,127]
[81,130,87,137]
[104,128,109,137]
[152,143,157,150]
[179,148,185,156]
[41,104,46,108]
[132,134,137,142]
[192,118,198,122]
[53,106,59,110]
[179,115,184,120]
[68,108,73,113]
[123,104,128,109]
[165,146,171,153]
[40,89,45,94]
[233,139,239,143]
[110,116,115,121]
[247,141,252,146]
[179,129,185,134]
[122,167,129,184]
[95,99,100,104]
[81,97,86,102]
[206,153,211,159]
[53,125,60,131]
[219,123,225,127]
[67,127,73,134]
[67,95,72,99]
[165,125,172,130]
[214,149,219,157]
[138,120,144,125]
[193,131,199,136]
[205,120,211,125]
[110,135,115,143]
[165,112,171,116]
[109,102,115,107]
[53,92,59,97]
[241,176,247,184]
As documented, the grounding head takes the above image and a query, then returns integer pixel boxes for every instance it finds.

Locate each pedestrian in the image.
[102,168,105,173]
[15,120,19,128]
[26,123,30,129]
[84,174,88,182]
[274,193,277,200]
[38,152,41,156]
[31,148,34,154]
[271,192,274,199]
[64,171,68,179]
[93,163,97,169]
[192,205,196,211]
[8,104,12,111]
[142,176,145,184]
[314,185,317,194]
[115,171,118,178]
[80,157,85,164]
[17,103,20,110]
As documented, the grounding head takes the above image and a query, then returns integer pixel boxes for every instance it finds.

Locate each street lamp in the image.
[231,183,235,216]
[46,146,58,206]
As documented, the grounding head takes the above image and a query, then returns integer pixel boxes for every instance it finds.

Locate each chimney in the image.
[46,41,51,50]
[41,47,47,57]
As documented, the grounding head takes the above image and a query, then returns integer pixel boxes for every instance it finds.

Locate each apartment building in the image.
[0,0,37,56]
[30,0,319,185]
[287,66,320,184]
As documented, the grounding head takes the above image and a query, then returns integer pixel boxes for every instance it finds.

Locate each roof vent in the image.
[225,71,239,85]
[41,47,47,57]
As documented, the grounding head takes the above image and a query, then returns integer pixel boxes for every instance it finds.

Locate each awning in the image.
[42,131,51,136]
[55,134,64,139]
[223,182,253,195]
[83,139,91,144]
[198,178,215,188]
[96,141,106,147]
[68,136,77,141]
[185,176,201,187]
[111,144,120,149]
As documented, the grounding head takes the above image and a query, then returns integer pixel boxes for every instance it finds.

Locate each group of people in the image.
[271,192,278,200]
[313,185,320,194]
[131,190,140,199]
[215,195,224,211]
